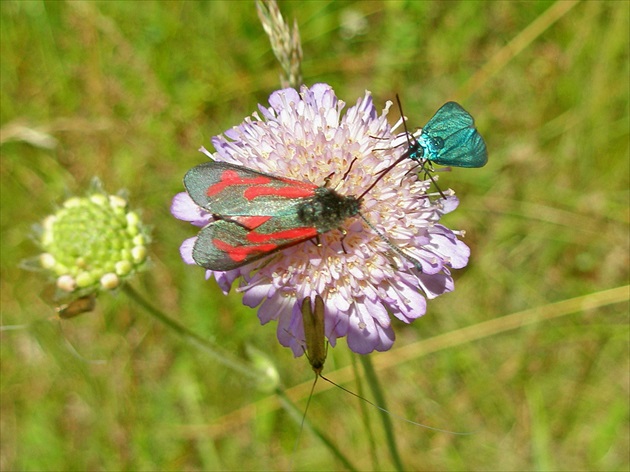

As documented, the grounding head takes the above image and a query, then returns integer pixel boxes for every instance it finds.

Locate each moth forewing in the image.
[183,161,318,216]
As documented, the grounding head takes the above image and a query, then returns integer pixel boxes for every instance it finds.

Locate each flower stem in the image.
[360,354,405,472]
[122,284,259,383]
[275,388,358,471]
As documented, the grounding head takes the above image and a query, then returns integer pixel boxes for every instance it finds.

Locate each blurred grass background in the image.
[1,1,628,470]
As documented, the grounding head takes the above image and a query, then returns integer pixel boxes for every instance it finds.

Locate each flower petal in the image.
[179,237,197,265]
[171,192,212,227]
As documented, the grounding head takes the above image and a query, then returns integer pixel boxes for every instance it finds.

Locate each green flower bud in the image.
[36,181,150,297]
[57,274,77,292]
[100,273,120,290]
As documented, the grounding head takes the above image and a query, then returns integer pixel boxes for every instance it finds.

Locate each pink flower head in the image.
[172,84,470,356]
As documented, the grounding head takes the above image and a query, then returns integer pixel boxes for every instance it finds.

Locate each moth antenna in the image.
[357,213,424,273]
[396,94,415,151]
[293,296,328,456]
[341,157,359,182]
[325,157,357,190]
[292,372,319,458]
[396,95,447,199]
[357,155,406,201]
[319,373,472,435]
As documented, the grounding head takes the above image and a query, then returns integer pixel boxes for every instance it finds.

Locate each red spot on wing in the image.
[231,216,273,229]
[213,239,278,263]
[206,170,271,197]
[206,168,317,202]
[246,227,318,244]
[211,224,318,265]
[243,185,315,200]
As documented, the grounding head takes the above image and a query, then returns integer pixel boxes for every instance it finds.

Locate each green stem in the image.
[351,355,379,467]
[360,354,404,472]
[122,284,258,383]
[275,388,358,471]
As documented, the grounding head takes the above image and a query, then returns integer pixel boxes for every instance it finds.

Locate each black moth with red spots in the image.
[184,161,361,271]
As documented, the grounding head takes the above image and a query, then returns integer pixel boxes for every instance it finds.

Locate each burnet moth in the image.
[184,160,424,272]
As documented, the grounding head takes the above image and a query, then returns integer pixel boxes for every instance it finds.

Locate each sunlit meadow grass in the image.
[1,1,628,470]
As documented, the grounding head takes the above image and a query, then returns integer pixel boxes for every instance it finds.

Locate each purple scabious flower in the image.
[172,83,470,356]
